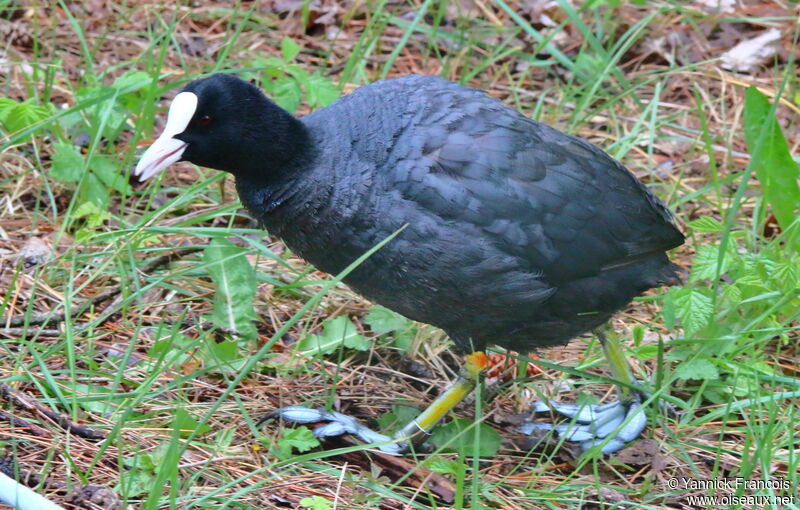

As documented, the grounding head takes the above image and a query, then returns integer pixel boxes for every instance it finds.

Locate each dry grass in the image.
[0,1,798,509]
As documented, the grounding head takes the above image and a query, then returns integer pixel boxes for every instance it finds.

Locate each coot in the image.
[135,73,684,454]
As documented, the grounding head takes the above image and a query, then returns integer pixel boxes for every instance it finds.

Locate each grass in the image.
[0,1,799,509]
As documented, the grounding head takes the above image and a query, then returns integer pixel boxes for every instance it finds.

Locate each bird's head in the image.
[134,73,307,181]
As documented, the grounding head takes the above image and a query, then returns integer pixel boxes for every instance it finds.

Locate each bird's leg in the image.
[391,351,488,451]
[519,324,649,454]
[264,352,489,456]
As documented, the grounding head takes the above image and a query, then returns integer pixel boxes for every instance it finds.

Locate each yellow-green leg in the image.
[267,352,489,455]
[392,352,488,449]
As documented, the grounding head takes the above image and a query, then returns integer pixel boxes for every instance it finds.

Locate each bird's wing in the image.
[386,89,683,284]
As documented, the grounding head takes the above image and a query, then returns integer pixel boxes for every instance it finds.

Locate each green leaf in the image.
[112,70,153,93]
[429,418,501,457]
[690,244,731,282]
[272,78,302,114]
[0,99,50,141]
[675,358,720,381]
[72,201,111,228]
[79,171,110,208]
[672,287,713,335]
[297,316,370,355]
[203,239,258,341]
[743,86,800,247]
[687,216,724,233]
[172,408,211,437]
[276,426,320,457]
[423,455,461,475]
[376,405,421,434]
[364,305,409,334]
[89,154,130,193]
[50,141,84,182]
[281,37,301,62]
[299,496,333,510]
[305,72,340,108]
[0,97,18,123]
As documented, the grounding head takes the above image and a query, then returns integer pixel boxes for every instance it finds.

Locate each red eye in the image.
[197,115,213,127]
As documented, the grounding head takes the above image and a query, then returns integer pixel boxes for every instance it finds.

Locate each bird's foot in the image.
[264,406,408,455]
[518,394,646,454]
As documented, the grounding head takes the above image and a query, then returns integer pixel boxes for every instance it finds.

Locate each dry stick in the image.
[4,246,203,329]
[0,410,50,437]
[0,382,105,440]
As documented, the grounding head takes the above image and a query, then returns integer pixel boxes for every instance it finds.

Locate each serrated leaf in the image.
[281,37,301,62]
[2,99,50,141]
[272,78,302,114]
[771,258,799,291]
[50,141,84,182]
[690,244,731,282]
[112,70,153,93]
[675,358,719,381]
[364,305,409,334]
[743,86,800,248]
[0,97,17,123]
[305,73,340,108]
[722,283,742,305]
[297,316,369,355]
[300,496,332,510]
[89,154,130,193]
[279,426,320,454]
[687,216,724,233]
[204,239,258,341]
[672,288,713,335]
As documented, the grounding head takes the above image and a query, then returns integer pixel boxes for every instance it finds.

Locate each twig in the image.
[0,328,62,337]
[5,246,203,328]
[0,382,105,440]
[0,410,50,437]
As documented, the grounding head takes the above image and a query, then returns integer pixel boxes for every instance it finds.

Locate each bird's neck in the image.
[233,118,323,232]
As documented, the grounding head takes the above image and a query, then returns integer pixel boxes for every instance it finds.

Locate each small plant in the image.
[247,37,340,114]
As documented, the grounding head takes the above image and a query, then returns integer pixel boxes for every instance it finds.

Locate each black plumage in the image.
[173,74,683,353]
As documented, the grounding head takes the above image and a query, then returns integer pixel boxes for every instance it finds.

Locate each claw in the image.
[265,406,405,455]
[519,397,648,454]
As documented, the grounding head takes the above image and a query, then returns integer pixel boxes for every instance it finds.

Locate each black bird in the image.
[135,73,684,454]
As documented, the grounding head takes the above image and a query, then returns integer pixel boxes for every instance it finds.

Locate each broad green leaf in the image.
[297,316,370,355]
[299,496,333,510]
[675,358,720,381]
[305,72,340,108]
[672,287,713,335]
[172,408,211,437]
[275,426,320,458]
[79,171,110,208]
[281,37,301,62]
[50,141,84,182]
[687,216,724,233]
[0,97,17,123]
[272,78,302,114]
[364,305,409,334]
[112,70,153,92]
[1,99,50,141]
[690,244,731,282]
[90,154,130,193]
[743,86,800,248]
[429,418,501,457]
[204,239,258,341]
